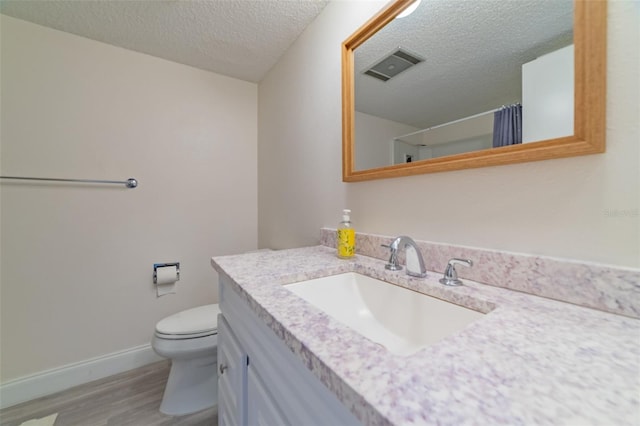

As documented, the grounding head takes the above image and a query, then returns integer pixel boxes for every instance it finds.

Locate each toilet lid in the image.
[156,304,220,336]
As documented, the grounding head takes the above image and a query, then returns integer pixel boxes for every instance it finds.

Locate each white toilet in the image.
[151,304,221,416]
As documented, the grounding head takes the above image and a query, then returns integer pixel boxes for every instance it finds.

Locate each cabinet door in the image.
[220,276,360,426]
[247,364,290,426]
[218,315,247,426]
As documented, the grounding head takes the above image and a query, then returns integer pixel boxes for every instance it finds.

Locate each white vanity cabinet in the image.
[217,315,247,426]
[217,276,360,426]
[246,365,289,425]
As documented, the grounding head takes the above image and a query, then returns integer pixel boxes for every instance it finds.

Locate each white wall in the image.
[420,113,494,147]
[427,135,493,159]
[522,44,574,143]
[393,139,419,165]
[258,1,639,267]
[0,16,258,381]
[355,111,418,169]
[396,109,493,160]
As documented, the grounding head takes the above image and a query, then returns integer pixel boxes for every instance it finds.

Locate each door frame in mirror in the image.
[342,0,606,182]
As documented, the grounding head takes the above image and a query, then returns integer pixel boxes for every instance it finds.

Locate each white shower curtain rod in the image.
[394,103,521,141]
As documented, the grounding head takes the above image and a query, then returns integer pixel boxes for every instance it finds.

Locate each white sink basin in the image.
[285,272,484,356]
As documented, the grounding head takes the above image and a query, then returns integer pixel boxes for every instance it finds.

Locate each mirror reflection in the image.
[353,0,574,171]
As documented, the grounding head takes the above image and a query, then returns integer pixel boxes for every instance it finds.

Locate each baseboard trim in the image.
[0,344,163,410]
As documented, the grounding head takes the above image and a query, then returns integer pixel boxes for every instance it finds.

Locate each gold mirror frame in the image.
[342,0,606,182]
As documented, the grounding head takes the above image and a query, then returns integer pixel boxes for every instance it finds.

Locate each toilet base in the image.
[160,356,218,416]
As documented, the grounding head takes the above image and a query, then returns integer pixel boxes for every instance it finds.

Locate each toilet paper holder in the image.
[153,262,180,284]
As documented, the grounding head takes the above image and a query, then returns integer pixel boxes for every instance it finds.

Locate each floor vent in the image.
[364,48,424,82]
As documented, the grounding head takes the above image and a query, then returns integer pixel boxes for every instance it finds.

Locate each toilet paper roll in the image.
[156,265,178,297]
[156,265,178,285]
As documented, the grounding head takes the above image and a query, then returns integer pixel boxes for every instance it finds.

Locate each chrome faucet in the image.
[382,236,427,278]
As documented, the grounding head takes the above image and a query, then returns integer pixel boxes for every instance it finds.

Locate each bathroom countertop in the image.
[211,246,640,425]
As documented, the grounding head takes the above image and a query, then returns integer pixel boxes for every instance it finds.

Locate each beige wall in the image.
[0,16,258,381]
[395,111,493,161]
[423,134,492,159]
[419,113,494,147]
[257,2,383,250]
[354,111,419,170]
[258,1,639,267]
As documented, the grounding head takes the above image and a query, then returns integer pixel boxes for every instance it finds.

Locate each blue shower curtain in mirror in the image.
[492,104,522,147]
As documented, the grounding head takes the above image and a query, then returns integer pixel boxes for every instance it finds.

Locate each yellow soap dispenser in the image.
[337,209,355,259]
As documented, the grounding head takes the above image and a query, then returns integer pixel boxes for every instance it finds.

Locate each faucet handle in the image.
[439,258,473,286]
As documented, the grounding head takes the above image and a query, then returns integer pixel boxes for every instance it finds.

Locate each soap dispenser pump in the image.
[337,209,355,259]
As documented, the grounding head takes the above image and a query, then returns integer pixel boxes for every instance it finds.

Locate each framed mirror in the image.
[342,0,606,182]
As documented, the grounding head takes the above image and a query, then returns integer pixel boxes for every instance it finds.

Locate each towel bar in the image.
[0,176,138,188]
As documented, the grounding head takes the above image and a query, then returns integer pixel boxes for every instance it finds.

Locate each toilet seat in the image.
[155,304,220,340]
[155,329,216,340]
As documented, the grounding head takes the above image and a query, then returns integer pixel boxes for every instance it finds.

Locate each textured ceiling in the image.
[354,0,574,129]
[0,0,329,83]
[1,0,573,125]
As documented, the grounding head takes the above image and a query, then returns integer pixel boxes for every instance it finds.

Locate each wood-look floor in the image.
[0,361,217,426]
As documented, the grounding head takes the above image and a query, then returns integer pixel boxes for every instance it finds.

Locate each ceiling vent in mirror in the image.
[364,48,424,82]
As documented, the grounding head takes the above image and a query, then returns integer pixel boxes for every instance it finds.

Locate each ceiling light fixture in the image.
[396,0,421,19]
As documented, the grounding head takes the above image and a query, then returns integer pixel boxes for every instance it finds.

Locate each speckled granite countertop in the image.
[211,246,640,425]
